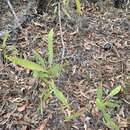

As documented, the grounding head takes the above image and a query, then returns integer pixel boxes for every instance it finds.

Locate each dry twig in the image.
[5,0,22,30]
[58,2,65,61]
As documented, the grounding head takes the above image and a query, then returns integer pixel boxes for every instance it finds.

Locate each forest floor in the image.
[0,0,130,130]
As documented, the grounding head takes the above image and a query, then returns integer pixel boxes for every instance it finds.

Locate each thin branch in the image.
[5,0,22,30]
[58,2,65,61]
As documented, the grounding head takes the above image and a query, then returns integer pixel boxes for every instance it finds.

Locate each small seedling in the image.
[0,32,9,49]
[5,29,70,114]
[0,32,18,57]
[96,85,121,130]
[63,0,81,17]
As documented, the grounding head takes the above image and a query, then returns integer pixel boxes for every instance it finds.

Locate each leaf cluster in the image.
[63,0,81,17]
[96,85,121,130]
[5,29,70,114]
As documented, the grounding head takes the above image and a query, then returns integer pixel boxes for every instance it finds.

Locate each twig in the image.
[58,2,65,61]
[5,0,22,30]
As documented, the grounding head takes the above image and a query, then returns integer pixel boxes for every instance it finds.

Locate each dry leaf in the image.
[17,102,29,112]
[36,114,52,130]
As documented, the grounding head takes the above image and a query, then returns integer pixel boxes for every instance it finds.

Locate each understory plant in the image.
[96,84,122,130]
[5,29,69,114]
[63,0,81,17]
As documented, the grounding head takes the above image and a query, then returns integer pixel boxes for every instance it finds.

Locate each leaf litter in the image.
[0,0,130,130]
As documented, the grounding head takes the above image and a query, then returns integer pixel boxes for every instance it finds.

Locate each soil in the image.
[0,0,130,130]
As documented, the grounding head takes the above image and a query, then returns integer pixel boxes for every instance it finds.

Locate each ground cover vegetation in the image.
[0,0,130,129]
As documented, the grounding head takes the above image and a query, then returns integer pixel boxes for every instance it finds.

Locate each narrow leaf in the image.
[48,29,54,67]
[37,98,44,114]
[96,86,103,101]
[109,121,119,130]
[103,111,119,130]
[102,110,111,122]
[65,113,80,121]
[96,98,105,111]
[32,49,45,68]
[50,80,69,108]
[48,64,63,78]
[62,8,71,19]
[63,0,69,7]
[41,89,52,103]
[0,32,9,49]
[37,89,52,114]
[5,56,46,72]
[1,32,9,44]
[104,101,119,108]
[33,71,49,79]
[75,0,81,15]
[108,85,121,97]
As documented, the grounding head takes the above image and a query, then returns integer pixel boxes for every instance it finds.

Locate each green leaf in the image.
[108,85,121,97]
[96,98,105,111]
[37,100,44,114]
[107,121,119,130]
[63,0,69,7]
[41,89,52,103]
[48,29,54,67]
[65,113,80,121]
[75,0,81,15]
[50,80,69,108]
[111,121,119,130]
[1,32,9,44]
[96,86,103,101]
[5,56,46,72]
[103,111,119,130]
[37,89,52,114]
[62,0,71,19]
[104,101,119,108]
[62,8,71,19]
[48,64,63,78]
[33,71,49,79]
[102,110,111,122]
[32,49,45,68]
[0,32,9,49]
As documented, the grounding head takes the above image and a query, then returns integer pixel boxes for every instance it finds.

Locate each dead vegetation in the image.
[0,0,130,130]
